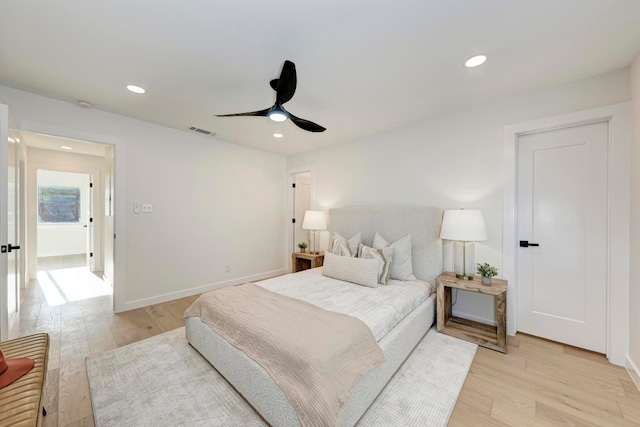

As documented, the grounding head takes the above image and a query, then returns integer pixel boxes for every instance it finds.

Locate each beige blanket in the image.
[184,283,385,427]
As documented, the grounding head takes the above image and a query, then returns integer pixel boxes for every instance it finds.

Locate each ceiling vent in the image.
[188,126,216,137]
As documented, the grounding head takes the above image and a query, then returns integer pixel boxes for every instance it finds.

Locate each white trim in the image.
[626,356,640,392]
[122,268,288,311]
[503,102,630,366]
[29,164,101,271]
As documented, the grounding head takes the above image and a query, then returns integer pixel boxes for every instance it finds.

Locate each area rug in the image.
[86,327,477,426]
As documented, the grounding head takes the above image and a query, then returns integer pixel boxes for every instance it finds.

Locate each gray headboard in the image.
[328,206,443,285]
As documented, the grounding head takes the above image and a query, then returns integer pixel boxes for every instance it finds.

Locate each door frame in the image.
[31,166,99,272]
[503,102,630,366]
[0,106,21,340]
[17,120,126,313]
[286,166,315,271]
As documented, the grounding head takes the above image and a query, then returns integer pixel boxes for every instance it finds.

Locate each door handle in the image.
[519,240,540,248]
[0,244,21,253]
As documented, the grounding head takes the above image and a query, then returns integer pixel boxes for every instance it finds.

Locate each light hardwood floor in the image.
[15,272,640,426]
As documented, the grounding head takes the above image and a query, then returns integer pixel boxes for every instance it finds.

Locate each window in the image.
[38,185,81,223]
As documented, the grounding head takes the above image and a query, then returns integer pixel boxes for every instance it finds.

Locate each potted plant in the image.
[297,242,308,253]
[476,263,498,285]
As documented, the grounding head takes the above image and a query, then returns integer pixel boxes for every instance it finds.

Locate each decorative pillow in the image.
[330,232,362,257]
[322,252,381,288]
[372,233,416,280]
[358,244,394,285]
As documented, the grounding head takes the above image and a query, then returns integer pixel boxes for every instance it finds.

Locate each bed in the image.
[185,206,443,426]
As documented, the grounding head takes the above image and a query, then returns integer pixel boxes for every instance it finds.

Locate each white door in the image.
[517,121,608,353]
[86,180,95,271]
[292,172,311,251]
[1,104,21,341]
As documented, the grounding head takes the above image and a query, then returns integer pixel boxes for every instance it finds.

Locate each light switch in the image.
[142,203,153,213]
[134,201,140,214]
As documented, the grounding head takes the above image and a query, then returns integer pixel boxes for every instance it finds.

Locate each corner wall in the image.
[1,86,287,311]
[288,68,631,333]
[629,53,640,388]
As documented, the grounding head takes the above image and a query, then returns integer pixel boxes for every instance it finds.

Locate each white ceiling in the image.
[22,131,106,157]
[2,1,640,156]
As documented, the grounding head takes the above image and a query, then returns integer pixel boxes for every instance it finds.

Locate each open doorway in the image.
[20,131,115,314]
[34,169,111,305]
[293,172,311,250]
[36,170,91,270]
[288,167,314,270]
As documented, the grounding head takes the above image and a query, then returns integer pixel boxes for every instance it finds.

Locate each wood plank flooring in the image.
[13,271,640,426]
[449,334,640,426]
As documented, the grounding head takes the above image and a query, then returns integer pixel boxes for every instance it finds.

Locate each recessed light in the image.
[273,133,283,138]
[77,100,93,108]
[464,54,487,68]
[61,146,72,150]
[126,84,146,94]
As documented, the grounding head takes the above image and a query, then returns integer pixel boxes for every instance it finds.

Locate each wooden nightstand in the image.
[292,252,324,273]
[436,271,508,353]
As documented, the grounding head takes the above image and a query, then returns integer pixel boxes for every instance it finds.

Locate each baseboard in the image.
[626,355,640,392]
[451,309,496,326]
[38,252,86,258]
[120,268,288,312]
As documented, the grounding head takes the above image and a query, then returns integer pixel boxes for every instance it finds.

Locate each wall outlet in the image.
[142,203,153,213]
[225,264,230,272]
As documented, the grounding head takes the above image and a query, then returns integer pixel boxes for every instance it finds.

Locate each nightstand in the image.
[292,252,324,273]
[436,271,507,353]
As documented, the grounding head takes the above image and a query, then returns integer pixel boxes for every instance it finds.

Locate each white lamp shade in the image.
[440,209,488,242]
[302,210,327,231]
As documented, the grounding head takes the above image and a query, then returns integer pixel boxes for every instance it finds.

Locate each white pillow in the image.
[322,252,381,288]
[358,244,394,285]
[330,232,362,257]
[372,233,416,280]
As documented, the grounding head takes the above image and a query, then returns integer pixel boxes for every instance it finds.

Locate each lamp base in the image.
[309,230,321,255]
[454,241,475,280]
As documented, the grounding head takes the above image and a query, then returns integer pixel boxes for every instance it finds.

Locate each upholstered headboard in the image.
[328,206,443,285]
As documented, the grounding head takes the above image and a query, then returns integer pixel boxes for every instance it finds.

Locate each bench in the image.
[0,333,50,427]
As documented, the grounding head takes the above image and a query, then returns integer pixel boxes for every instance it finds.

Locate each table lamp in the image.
[302,210,327,254]
[440,209,488,280]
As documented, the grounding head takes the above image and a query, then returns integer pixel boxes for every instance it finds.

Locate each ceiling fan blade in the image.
[276,60,297,105]
[288,111,326,133]
[215,107,271,118]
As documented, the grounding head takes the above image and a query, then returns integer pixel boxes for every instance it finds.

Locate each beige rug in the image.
[87,327,476,426]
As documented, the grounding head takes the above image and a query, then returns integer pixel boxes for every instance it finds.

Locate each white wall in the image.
[1,85,287,311]
[629,54,640,386]
[36,169,89,258]
[288,68,631,328]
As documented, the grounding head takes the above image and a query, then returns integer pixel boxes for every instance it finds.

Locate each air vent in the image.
[188,126,216,136]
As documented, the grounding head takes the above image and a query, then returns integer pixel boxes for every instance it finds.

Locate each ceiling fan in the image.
[216,60,326,133]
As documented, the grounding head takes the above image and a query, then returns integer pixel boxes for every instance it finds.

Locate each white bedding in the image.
[257,267,434,342]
